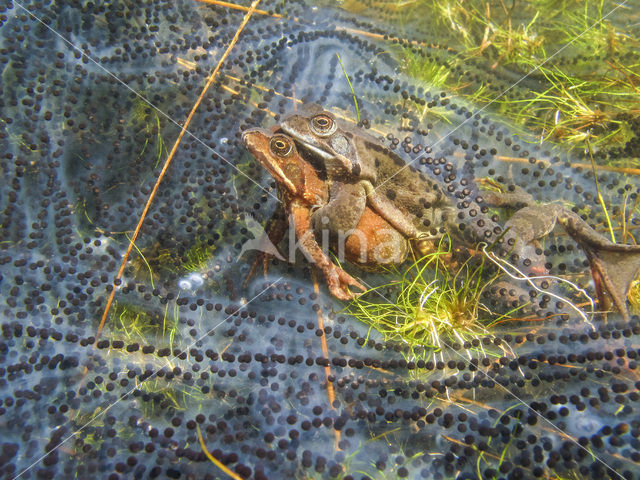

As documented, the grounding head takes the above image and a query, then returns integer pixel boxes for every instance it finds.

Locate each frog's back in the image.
[367,142,450,219]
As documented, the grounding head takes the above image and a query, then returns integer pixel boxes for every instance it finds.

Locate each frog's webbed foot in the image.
[323,264,366,300]
[242,205,288,289]
[497,202,640,318]
[502,204,563,244]
[243,243,290,289]
[559,212,640,320]
[243,252,270,289]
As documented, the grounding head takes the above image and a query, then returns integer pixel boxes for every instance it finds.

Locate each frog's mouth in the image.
[242,129,298,194]
[257,158,297,194]
[288,138,330,161]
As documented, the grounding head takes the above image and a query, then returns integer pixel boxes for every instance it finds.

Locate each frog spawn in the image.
[1,0,640,479]
[2,288,640,479]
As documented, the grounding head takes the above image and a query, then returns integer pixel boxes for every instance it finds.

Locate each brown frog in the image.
[241,128,408,299]
[278,103,458,242]
[278,104,640,319]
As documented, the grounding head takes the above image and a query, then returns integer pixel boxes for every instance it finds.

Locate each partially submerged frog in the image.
[276,104,640,319]
[279,103,458,242]
[241,128,408,299]
[278,104,534,266]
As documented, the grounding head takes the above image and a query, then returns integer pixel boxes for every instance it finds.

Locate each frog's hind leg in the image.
[293,201,365,300]
[579,241,640,320]
[243,203,289,288]
[559,211,640,320]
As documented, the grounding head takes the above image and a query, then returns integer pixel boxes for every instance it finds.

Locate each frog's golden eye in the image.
[310,114,336,136]
[270,135,294,157]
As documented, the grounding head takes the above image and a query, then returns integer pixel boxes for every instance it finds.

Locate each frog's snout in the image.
[240,130,250,146]
[241,128,268,150]
[240,128,255,145]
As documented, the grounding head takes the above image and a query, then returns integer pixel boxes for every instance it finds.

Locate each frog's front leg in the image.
[310,182,409,266]
[361,182,420,239]
[291,200,365,300]
[311,181,368,236]
[311,180,418,246]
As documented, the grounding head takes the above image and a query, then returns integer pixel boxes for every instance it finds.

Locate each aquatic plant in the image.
[347,237,517,360]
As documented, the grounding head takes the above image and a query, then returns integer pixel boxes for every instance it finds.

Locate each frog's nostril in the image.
[241,130,261,146]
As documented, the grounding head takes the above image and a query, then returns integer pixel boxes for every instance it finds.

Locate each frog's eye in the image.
[310,114,336,136]
[270,135,294,157]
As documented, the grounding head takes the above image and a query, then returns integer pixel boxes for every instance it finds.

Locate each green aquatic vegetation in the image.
[425,0,545,61]
[347,237,519,360]
[587,139,616,242]
[128,98,169,170]
[107,301,179,347]
[102,303,211,418]
[487,62,639,152]
[126,233,156,289]
[475,403,528,480]
[135,377,206,418]
[361,0,640,154]
[129,236,217,281]
[140,112,167,170]
[181,238,218,272]
[627,280,640,314]
[397,46,453,90]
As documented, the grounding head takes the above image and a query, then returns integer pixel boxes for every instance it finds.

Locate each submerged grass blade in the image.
[587,138,616,242]
[346,236,513,358]
[336,52,360,122]
[125,233,154,290]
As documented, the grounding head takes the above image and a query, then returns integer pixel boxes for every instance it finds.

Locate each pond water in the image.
[1,1,640,479]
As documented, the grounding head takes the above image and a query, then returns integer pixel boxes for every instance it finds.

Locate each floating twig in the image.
[94,0,263,342]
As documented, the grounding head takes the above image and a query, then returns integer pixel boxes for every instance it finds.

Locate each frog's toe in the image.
[331,286,357,301]
[325,267,365,300]
[327,279,356,300]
